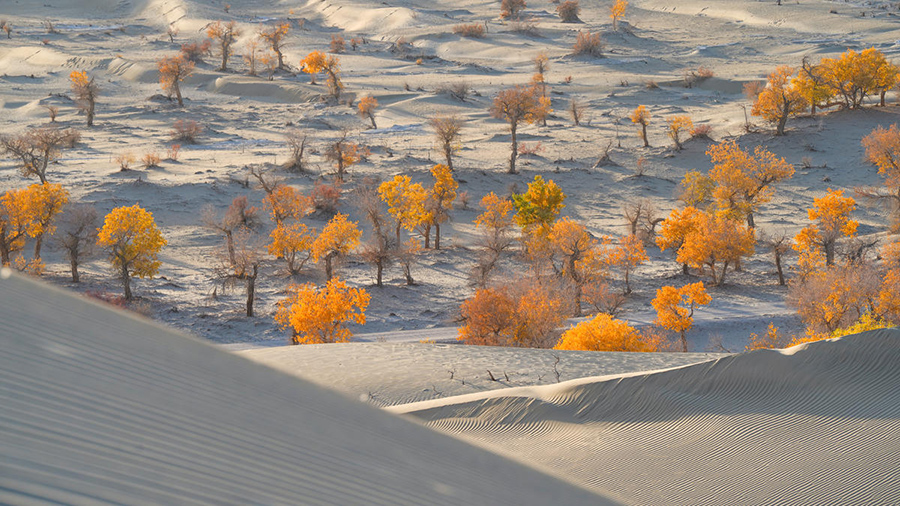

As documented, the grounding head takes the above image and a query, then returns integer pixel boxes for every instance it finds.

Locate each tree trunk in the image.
[641,123,649,147]
[444,145,453,171]
[0,240,9,266]
[435,223,441,250]
[776,100,789,136]
[395,221,402,245]
[508,122,518,174]
[718,260,729,286]
[375,260,383,287]
[325,254,334,280]
[775,251,785,286]
[87,99,94,127]
[337,156,345,182]
[121,263,132,300]
[403,264,414,285]
[369,114,377,129]
[682,262,689,275]
[680,331,688,352]
[423,223,431,249]
[624,268,632,295]
[246,264,257,317]
[175,83,183,107]
[221,50,228,72]
[880,89,887,107]
[33,234,44,260]
[70,257,80,283]
[276,49,284,70]
[746,212,756,229]
[825,241,835,266]
[708,262,719,286]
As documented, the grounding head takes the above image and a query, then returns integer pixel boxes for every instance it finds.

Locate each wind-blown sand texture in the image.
[242,342,727,406]
[0,271,612,505]
[391,329,900,505]
[3,0,900,350]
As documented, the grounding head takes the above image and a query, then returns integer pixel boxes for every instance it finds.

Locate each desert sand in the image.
[2,0,900,351]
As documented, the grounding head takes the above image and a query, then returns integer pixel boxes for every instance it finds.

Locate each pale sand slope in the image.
[391,329,900,505]
[241,343,727,406]
[0,271,613,505]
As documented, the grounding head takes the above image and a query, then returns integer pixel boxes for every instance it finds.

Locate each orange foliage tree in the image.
[490,85,545,174]
[666,115,692,150]
[706,140,794,227]
[263,185,312,226]
[97,204,167,300]
[793,189,857,267]
[70,70,99,127]
[324,132,362,182]
[752,65,808,136]
[820,47,897,109]
[630,105,650,147]
[656,205,704,275]
[300,51,343,99]
[275,278,370,344]
[788,263,880,335]
[158,54,194,107]
[860,124,900,229]
[556,313,662,352]
[610,0,627,31]
[25,182,68,260]
[677,212,755,286]
[458,282,567,348]
[259,22,290,70]
[652,282,711,352]
[311,213,361,280]
[475,192,516,254]
[549,217,596,315]
[207,20,241,71]
[610,233,647,294]
[0,187,36,266]
[358,95,378,128]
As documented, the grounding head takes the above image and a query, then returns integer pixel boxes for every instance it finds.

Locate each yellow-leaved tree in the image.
[631,105,651,147]
[357,95,378,128]
[610,0,627,31]
[677,212,755,286]
[300,51,342,99]
[793,188,857,268]
[512,175,566,235]
[652,282,711,352]
[0,187,36,266]
[157,54,194,107]
[549,217,596,315]
[458,282,566,348]
[379,174,428,244]
[311,213,361,280]
[751,65,808,136]
[97,204,167,300]
[259,22,290,70]
[666,115,693,150]
[25,182,68,261]
[656,205,704,275]
[425,164,457,249]
[275,278,370,344]
[860,124,900,229]
[555,313,663,352]
[269,221,315,276]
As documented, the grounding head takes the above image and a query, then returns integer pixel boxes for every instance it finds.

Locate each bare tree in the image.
[283,129,308,173]
[356,180,395,286]
[53,204,98,282]
[216,229,263,317]
[0,127,79,184]
[759,230,792,286]
[70,71,99,127]
[324,130,360,182]
[428,115,463,171]
[207,20,241,71]
[202,196,261,266]
[569,98,585,126]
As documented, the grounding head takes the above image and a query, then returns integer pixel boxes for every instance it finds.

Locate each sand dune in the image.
[392,330,900,505]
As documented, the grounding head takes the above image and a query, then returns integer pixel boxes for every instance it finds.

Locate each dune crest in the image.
[395,330,900,505]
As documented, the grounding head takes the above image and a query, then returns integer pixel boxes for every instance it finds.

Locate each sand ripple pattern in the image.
[397,330,900,505]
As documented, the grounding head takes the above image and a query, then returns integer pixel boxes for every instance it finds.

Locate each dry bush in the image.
[509,19,540,36]
[645,80,659,89]
[453,23,485,38]
[166,25,178,43]
[115,152,136,171]
[743,80,766,101]
[787,263,881,335]
[1,20,12,39]
[683,66,714,88]
[0,127,79,183]
[329,34,346,53]
[141,152,161,169]
[429,114,463,170]
[690,123,713,139]
[312,180,342,215]
[437,81,472,101]
[170,119,202,143]
[457,190,470,210]
[167,143,181,161]
[556,0,580,22]
[180,39,211,63]
[350,37,362,50]
[569,98,585,126]
[43,19,59,34]
[517,142,544,156]
[500,0,526,19]
[44,105,58,122]
[572,31,603,57]
[54,204,98,283]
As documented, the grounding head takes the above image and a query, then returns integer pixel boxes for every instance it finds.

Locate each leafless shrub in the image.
[683,66,714,88]
[453,23,485,38]
[166,25,178,43]
[457,190,470,210]
[509,19,540,36]
[283,129,308,172]
[569,98,585,125]
[572,31,603,57]
[329,34,346,53]
[437,81,472,102]
[645,80,659,89]
[45,105,59,122]
[429,114,463,170]
[500,0,526,19]
[142,152,161,169]
[743,80,766,101]
[170,119,202,143]
[0,127,79,183]
[43,20,59,34]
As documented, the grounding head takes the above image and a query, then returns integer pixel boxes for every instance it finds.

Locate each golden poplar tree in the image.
[276,278,370,344]
[556,313,660,352]
[97,204,167,300]
[630,105,650,147]
[752,65,808,136]
[652,282,711,352]
[311,213,361,280]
